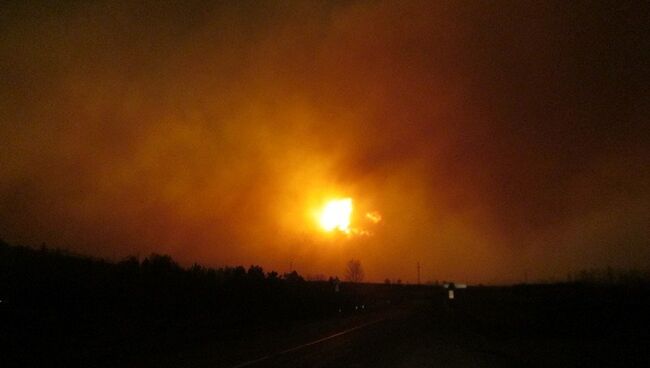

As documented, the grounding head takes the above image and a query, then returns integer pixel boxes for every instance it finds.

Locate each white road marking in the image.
[228,317,387,368]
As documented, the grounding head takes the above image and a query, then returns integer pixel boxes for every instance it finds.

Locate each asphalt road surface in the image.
[226,303,512,368]
[127,296,649,368]
[130,300,524,368]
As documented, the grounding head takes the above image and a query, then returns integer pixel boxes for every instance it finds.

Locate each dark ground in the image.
[2,242,650,367]
[127,285,650,368]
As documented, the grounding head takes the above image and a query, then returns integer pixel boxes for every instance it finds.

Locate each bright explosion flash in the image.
[319,198,353,233]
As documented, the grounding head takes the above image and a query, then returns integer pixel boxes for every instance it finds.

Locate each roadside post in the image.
[447,282,456,300]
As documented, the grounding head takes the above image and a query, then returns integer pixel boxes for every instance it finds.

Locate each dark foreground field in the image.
[2,242,650,367]
[127,286,650,368]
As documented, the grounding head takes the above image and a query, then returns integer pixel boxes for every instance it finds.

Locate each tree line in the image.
[0,239,376,366]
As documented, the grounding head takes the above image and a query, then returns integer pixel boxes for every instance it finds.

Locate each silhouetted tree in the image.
[307,273,326,281]
[142,253,180,274]
[267,271,279,280]
[0,240,400,367]
[345,259,364,283]
[247,265,265,281]
[283,270,304,283]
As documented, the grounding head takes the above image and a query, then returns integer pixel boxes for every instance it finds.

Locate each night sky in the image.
[1,0,648,283]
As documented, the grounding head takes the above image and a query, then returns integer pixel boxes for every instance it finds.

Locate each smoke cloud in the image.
[1,0,648,282]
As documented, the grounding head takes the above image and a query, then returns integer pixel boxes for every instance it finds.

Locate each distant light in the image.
[366,211,382,223]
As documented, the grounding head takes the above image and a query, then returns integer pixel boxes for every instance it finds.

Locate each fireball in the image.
[318,198,353,233]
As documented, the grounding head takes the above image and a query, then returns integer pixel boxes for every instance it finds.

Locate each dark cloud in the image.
[1,0,648,282]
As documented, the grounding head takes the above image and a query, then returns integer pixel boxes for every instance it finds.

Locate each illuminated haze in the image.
[1,1,648,283]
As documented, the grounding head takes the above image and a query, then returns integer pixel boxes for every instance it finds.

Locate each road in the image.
[223,310,487,368]
[128,300,519,368]
[124,294,650,368]
[225,302,516,368]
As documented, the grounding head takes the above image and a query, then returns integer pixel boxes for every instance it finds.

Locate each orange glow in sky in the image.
[1,1,647,284]
[318,198,353,233]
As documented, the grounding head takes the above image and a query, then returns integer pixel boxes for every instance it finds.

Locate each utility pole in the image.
[417,262,421,285]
